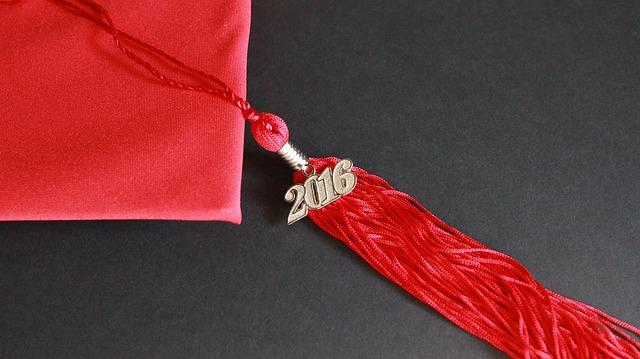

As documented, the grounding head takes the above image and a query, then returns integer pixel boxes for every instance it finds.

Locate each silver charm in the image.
[276,141,357,224]
[284,158,357,225]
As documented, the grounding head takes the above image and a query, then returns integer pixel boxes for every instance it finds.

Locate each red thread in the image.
[48,0,282,148]
[295,157,640,358]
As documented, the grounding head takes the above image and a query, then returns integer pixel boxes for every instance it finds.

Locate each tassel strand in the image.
[294,157,640,358]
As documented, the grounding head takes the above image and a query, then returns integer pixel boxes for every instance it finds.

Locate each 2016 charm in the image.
[284,159,357,224]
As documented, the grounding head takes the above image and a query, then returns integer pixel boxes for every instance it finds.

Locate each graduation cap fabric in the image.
[0,0,250,222]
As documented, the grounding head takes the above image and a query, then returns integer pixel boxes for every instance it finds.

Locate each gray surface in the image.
[2,1,640,358]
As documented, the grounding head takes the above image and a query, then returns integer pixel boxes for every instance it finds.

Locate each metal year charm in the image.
[284,159,357,225]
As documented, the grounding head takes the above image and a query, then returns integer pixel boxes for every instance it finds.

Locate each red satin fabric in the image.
[296,157,640,358]
[0,0,250,222]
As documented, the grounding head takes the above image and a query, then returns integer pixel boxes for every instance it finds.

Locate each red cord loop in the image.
[242,107,260,122]
[50,0,265,125]
[40,0,295,154]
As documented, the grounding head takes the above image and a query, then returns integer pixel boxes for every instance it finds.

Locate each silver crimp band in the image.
[277,141,308,171]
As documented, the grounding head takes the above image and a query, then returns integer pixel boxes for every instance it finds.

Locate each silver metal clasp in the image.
[277,141,309,171]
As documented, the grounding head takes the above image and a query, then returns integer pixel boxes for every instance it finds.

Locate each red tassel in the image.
[294,157,640,358]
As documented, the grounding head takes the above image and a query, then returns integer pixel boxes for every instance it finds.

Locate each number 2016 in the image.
[284,159,357,225]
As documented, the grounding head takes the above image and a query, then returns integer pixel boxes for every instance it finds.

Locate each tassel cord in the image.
[48,0,260,121]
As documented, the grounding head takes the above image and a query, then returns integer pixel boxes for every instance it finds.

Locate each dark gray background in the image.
[2,1,640,358]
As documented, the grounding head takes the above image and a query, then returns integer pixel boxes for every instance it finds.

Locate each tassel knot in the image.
[250,113,289,152]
